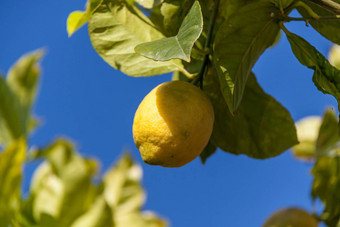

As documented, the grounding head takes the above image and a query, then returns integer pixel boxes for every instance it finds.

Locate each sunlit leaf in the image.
[204,70,297,159]
[0,50,42,147]
[26,139,99,226]
[116,211,167,227]
[67,0,104,37]
[135,1,203,62]
[297,0,340,45]
[7,50,43,112]
[213,1,280,111]
[89,0,181,76]
[71,197,114,227]
[0,139,26,227]
[103,153,145,215]
[285,31,340,111]
[67,11,89,37]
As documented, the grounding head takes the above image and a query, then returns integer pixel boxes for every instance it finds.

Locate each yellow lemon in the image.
[132,81,214,167]
[262,207,318,227]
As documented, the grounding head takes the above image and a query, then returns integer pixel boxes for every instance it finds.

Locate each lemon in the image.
[132,81,214,167]
[262,207,318,227]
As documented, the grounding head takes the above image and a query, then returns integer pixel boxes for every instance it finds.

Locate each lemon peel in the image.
[132,81,214,167]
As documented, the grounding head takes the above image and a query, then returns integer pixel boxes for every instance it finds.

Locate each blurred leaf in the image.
[297,0,340,45]
[292,116,322,161]
[0,50,42,147]
[316,108,339,155]
[71,196,114,227]
[67,0,104,37]
[88,0,181,76]
[285,31,340,112]
[311,154,340,226]
[0,76,25,146]
[103,153,145,215]
[204,70,297,159]
[0,139,26,227]
[26,139,99,226]
[199,140,217,164]
[329,44,340,70]
[135,1,203,62]
[103,153,168,226]
[213,1,280,112]
[7,50,43,113]
[116,211,167,227]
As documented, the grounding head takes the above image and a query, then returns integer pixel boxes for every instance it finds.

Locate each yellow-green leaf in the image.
[135,1,203,62]
[89,0,181,76]
[67,11,89,37]
[0,139,26,227]
[67,0,104,37]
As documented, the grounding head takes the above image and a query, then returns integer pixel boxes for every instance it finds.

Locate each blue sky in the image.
[0,1,336,226]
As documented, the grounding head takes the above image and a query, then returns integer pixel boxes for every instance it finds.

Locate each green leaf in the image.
[0,76,26,146]
[67,0,104,37]
[0,139,26,227]
[102,153,167,226]
[204,70,298,159]
[199,140,217,164]
[311,154,340,226]
[103,153,145,215]
[285,31,340,111]
[135,0,162,9]
[88,0,181,76]
[71,197,114,227]
[116,211,167,227]
[270,0,295,9]
[0,50,43,146]
[7,50,43,112]
[213,1,280,112]
[297,0,340,45]
[27,139,98,226]
[316,108,339,155]
[135,1,203,62]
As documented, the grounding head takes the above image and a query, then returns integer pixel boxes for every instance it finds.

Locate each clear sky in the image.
[0,1,336,226]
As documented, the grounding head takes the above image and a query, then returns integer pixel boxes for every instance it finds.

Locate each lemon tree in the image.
[65,0,340,225]
[1,0,340,226]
